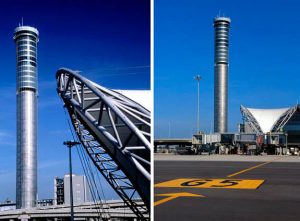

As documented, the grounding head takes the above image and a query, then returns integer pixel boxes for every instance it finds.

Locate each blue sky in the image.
[0,0,150,201]
[154,0,300,138]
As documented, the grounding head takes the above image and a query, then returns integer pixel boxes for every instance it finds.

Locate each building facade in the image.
[64,174,91,205]
[54,175,91,205]
[54,177,64,205]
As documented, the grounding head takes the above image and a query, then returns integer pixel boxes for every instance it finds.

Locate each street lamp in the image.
[63,140,81,221]
[194,74,202,134]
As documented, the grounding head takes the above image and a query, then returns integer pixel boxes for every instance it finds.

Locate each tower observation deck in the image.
[14,26,39,209]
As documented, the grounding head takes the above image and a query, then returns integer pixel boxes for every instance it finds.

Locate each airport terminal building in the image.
[240,104,300,147]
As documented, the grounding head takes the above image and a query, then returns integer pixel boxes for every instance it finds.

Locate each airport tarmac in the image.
[155,153,300,162]
[154,155,300,221]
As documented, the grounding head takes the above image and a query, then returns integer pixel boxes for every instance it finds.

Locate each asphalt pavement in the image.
[154,156,300,221]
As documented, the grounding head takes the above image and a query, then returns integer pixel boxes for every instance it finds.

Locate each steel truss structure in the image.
[272,105,298,132]
[240,105,262,134]
[56,68,150,219]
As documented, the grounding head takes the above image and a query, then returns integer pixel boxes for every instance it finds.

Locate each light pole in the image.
[168,121,171,138]
[285,133,288,155]
[63,140,81,221]
[194,74,202,134]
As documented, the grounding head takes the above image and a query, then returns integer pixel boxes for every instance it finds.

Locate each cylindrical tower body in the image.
[14,26,39,209]
[214,17,230,132]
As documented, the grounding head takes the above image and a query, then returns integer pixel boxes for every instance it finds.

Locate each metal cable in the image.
[61,103,108,218]
[78,143,108,210]
[75,145,103,217]
[77,145,105,216]
[93,159,108,204]
[65,103,112,218]
[62,106,100,212]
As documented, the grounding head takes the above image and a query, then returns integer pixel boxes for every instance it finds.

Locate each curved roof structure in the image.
[241,105,298,133]
[246,107,289,133]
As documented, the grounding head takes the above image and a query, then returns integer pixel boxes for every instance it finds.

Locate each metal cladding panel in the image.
[15,26,38,209]
[214,17,230,132]
[16,91,37,208]
[205,133,221,144]
[214,64,228,132]
[237,134,257,142]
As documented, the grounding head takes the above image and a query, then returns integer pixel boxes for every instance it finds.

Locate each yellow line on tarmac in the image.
[227,156,285,178]
[154,196,178,206]
[154,192,205,206]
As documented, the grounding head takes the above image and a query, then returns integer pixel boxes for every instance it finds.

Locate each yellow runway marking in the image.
[154,192,205,206]
[155,178,264,189]
[227,156,285,178]
[154,156,285,206]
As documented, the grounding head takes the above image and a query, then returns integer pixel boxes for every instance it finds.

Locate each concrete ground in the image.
[154,155,300,221]
[155,153,300,162]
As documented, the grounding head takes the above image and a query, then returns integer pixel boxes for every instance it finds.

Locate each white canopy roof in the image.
[89,80,152,111]
[247,107,290,133]
[115,90,152,111]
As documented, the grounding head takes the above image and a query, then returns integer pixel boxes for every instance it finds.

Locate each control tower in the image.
[213,17,231,132]
[14,26,39,209]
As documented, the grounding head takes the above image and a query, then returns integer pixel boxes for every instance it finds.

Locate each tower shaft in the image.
[14,26,39,209]
[214,17,231,132]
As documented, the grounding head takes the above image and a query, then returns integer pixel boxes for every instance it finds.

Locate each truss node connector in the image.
[56,68,151,219]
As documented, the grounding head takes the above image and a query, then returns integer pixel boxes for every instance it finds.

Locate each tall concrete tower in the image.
[14,26,39,209]
[214,17,230,132]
